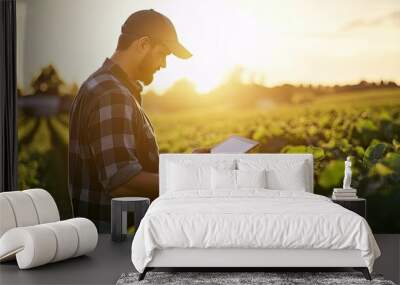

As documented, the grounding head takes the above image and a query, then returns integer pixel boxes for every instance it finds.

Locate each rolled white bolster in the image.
[0,196,17,237]
[0,218,98,269]
[0,192,39,227]
[64,218,98,257]
[24,188,60,224]
[0,226,57,269]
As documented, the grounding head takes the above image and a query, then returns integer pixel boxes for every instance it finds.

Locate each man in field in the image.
[68,9,197,232]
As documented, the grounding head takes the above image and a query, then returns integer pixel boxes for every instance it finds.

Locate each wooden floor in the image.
[0,234,399,284]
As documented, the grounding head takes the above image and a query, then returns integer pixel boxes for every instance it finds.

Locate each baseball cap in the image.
[121,9,192,59]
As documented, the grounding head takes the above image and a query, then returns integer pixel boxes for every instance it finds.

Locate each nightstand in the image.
[111,197,150,242]
[331,198,366,219]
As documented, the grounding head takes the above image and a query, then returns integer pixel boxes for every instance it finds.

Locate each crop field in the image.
[17,88,400,232]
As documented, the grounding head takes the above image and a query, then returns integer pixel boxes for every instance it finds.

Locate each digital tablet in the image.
[211,135,259,153]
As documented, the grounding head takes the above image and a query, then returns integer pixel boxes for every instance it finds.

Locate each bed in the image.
[131,154,381,280]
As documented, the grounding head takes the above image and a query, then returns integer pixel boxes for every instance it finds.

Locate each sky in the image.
[16,0,400,94]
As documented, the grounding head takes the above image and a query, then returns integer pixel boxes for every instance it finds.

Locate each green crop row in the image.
[17,89,400,232]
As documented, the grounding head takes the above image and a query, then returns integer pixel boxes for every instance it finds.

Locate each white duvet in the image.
[131,190,380,273]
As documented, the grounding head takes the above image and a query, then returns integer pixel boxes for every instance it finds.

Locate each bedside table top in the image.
[331,197,366,201]
[112,197,150,202]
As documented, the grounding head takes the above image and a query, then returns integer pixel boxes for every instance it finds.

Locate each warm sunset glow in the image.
[159,1,279,93]
[158,1,291,93]
[149,0,400,93]
[16,0,400,94]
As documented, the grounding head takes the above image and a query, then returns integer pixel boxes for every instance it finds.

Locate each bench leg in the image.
[354,267,371,280]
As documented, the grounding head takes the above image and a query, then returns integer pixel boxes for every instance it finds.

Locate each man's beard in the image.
[137,52,155,85]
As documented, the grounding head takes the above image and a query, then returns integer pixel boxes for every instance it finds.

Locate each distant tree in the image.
[152,79,199,111]
[63,82,79,96]
[30,65,64,95]
[164,78,198,98]
[387,81,398,88]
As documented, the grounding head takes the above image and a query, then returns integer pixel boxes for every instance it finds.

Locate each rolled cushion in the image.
[24,188,60,224]
[0,226,57,268]
[64,218,98,257]
[42,221,79,262]
[0,189,60,238]
[0,196,17,237]
[0,191,39,228]
[0,218,98,269]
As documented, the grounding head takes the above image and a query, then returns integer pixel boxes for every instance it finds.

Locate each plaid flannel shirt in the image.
[68,58,159,233]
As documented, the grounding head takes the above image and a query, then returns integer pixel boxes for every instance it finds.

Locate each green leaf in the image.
[379,111,391,121]
[339,138,351,153]
[307,125,318,136]
[393,139,400,152]
[321,139,335,149]
[252,126,267,141]
[355,119,378,132]
[281,145,325,160]
[364,142,388,164]
[281,145,308,153]
[354,146,365,157]
[370,139,383,147]
[318,160,344,189]
[310,146,325,160]
[369,163,394,176]
[382,152,400,173]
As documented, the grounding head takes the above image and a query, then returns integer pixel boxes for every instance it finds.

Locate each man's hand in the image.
[192,147,211,153]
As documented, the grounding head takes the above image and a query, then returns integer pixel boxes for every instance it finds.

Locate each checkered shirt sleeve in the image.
[87,90,143,191]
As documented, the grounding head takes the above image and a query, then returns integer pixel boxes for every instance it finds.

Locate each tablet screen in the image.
[211,135,259,153]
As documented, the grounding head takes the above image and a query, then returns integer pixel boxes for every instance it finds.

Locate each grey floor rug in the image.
[116,271,395,285]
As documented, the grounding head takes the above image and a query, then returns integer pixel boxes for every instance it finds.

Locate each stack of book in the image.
[332,188,358,200]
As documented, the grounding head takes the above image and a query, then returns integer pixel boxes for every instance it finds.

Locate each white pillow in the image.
[211,168,236,190]
[167,163,210,191]
[236,169,267,188]
[237,159,308,191]
[211,168,268,190]
[167,160,235,191]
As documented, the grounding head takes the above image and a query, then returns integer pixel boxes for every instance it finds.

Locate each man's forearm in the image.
[110,171,159,200]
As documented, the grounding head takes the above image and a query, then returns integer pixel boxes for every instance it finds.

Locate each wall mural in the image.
[16,0,400,233]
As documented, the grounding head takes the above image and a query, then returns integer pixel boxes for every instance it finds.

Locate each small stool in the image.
[111,197,150,242]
